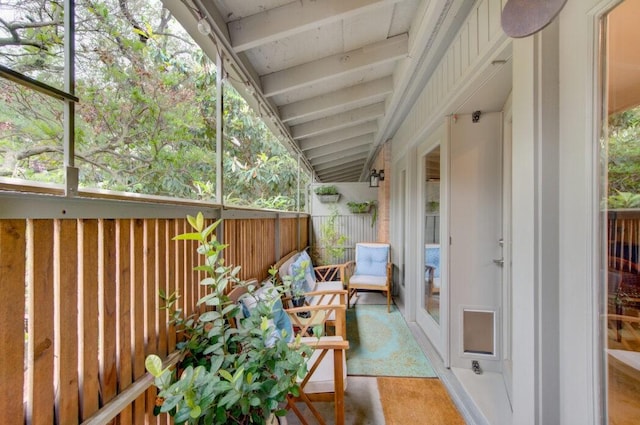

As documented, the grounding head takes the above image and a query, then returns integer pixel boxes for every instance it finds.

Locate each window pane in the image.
[603,1,640,423]
[74,0,218,200]
[0,1,65,90]
[223,81,306,211]
[0,78,64,184]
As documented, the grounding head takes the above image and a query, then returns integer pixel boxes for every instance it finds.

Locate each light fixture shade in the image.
[379,169,385,181]
[369,169,380,187]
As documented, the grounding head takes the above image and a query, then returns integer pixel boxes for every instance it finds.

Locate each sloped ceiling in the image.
[164,0,473,182]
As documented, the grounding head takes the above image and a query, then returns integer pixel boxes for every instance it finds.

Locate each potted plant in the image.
[145,213,310,425]
[313,206,348,265]
[347,201,378,227]
[347,200,375,214]
[288,262,311,319]
[314,185,341,203]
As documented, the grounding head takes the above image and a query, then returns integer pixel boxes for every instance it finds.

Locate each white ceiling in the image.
[166,0,477,182]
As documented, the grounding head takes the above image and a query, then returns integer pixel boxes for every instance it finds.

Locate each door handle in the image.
[493,258,504,266]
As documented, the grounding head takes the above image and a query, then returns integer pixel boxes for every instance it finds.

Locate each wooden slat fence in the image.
[0,213,308,424]
[609,210,640,270]
[311,214,377,264]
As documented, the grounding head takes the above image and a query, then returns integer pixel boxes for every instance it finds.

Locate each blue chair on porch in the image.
[425,244,440,295]
[347,243,392,312]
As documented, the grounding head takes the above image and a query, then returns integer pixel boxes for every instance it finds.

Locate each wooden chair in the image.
[274,250,350,336]
[284,301,349,425]
[346,242,392,312]
[228,281,349,425]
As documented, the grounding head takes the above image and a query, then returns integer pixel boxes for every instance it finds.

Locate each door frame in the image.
[415,120,449,364]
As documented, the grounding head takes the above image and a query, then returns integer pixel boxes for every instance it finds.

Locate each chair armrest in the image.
[314,263,350,283]
[298,337,349,351]
[285,304,347,337]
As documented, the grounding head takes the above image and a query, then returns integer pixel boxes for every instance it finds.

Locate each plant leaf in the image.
[145,354,163,377]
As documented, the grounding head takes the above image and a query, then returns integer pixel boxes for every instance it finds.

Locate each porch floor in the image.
[285,293,470,424]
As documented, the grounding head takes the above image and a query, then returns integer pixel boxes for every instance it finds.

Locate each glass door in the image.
[423,147,441,323]
[415,121,447,360]
[600,1,640,422]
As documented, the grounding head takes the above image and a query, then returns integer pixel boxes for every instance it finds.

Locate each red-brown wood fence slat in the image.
[100,219,118,424]
[0,220,26,422]
[55,219,79,424]
[28,219,55,425]
[79,219,100,420]
[144,218,158,423]
[117,220,133,424]
[0,214,309,424]
[132,219,146,424]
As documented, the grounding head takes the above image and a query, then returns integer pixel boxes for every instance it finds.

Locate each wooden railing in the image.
[608,209,640,270]
[0,208,308,424]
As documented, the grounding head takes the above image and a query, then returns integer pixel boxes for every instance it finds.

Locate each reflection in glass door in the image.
[423,147,440,323]
[601,1,640,423]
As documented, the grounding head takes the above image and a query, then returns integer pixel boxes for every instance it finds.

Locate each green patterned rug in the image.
[346,304,437,377]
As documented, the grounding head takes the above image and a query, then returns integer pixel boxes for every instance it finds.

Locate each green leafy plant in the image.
[608,190,640,208]
[313,185,339,195]
[145,213,310,424]
[346,201,374,213]
[314,206,348,265]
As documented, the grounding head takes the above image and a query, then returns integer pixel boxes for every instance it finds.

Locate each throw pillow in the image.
[355,245,389,276]
[289,253,314,296]
[239,282,293,345]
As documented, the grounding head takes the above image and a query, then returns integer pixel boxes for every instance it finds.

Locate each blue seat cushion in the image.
[355,245,389,276]
[425,245,440,278]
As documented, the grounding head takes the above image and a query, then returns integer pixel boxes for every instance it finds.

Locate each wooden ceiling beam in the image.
[261,34,408,97]
[280,77,392,123]
[311,151,369,167]
[228,0,402,53]
[314,158,366,172]
[317,168,363,180]
[291,103,385,140]
[318,170,362,181]
[299,122,377,151]
[305,134,373,160]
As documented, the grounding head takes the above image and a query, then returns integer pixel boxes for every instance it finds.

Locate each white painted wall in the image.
[310,182,377,216]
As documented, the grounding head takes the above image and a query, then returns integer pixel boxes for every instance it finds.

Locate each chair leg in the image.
[387,289,390,313]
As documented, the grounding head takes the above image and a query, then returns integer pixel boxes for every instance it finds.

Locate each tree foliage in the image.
[608,106,640,194]
[0,0,307,210]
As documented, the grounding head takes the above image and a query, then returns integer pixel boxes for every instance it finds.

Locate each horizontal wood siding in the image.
[0,212,306,424]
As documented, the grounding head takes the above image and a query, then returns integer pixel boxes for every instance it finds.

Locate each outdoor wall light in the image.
[369,169,384,187]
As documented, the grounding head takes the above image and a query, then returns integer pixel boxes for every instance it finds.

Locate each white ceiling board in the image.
[299,122,378,151]
[305,134,374,160]
[314,158,367,172]
[318,169,358,182]
[453,58,513,115]
[388,0,421,36]
[279,76,393,123]
[212,0,293,22]
[310,146,372,165]
[291,103,385,139]
[244,23,343,75]
[228,0,404,53]
[261,34,408,97]
[342,5,394,51]
[271,63,395,105]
